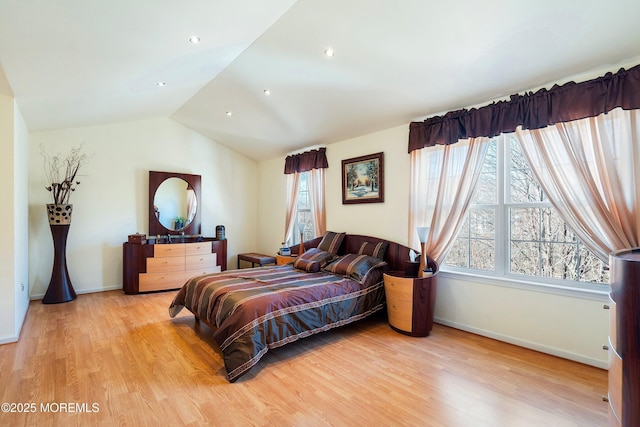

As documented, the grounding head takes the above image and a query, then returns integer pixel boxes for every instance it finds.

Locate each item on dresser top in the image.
[280,247,291,256]
[128,233,147,244]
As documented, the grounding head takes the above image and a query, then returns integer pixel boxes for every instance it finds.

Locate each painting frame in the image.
[341,152,384,204]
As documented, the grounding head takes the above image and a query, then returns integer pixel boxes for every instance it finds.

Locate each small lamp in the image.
[298,222,306,255]
[416,226,430,277]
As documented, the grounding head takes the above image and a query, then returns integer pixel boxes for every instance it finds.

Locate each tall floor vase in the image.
[43,204,76,304]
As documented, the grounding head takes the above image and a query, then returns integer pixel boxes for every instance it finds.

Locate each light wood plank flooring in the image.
[0,290,607,426]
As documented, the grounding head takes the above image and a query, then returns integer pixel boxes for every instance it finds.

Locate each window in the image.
[291,172,315,245]
[444,134,609,287]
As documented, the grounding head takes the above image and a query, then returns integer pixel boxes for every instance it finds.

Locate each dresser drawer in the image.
[185,265,221,281]
[383,274,414,333]
[609,297,617,350]
[154,244,186,258]
[386,299,413,332]
[185,253,217,271]
[608,341,622,424]
[147,255,184,273]
[139,271,186,291]
[185,241,212,256]
[384,275,413,300]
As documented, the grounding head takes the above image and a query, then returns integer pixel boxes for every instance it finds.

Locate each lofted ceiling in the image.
[1,0,640,161]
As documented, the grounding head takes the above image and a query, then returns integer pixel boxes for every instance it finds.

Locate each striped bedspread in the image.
[169,265,385,382]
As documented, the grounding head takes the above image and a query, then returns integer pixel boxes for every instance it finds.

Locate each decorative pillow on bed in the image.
[322,253,387,284]
[293,248,335,272]
[357,241,388,260]
[317,231,346,255]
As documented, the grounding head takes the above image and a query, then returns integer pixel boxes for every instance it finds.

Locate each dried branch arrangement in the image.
[40,143,91,205]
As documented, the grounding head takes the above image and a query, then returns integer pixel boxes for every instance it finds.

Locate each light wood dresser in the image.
[123,238,227,294]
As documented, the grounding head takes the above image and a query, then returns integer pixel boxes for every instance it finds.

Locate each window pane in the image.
[472,139,497,204]
[445,209,495,271]
[297,173,310,210]
[296,210,314,242]
[578,245,610,283]
[541,242,578,280]
[470,209,495,239]
[470,239,494,271]
[510,208,540,241]
[541,208,577,242]
[446,239,469,268]
[292,172,315,245]
[444,216,470,268]
[509,138,544,203]
[511,241,540,275]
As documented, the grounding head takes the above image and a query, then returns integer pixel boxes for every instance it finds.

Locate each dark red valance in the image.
[284,147,329,174]
[408,64,640,153]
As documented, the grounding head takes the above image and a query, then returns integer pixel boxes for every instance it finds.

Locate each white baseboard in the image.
[29,285,123,301]
[434,317,609,370]
[0,334,19,345]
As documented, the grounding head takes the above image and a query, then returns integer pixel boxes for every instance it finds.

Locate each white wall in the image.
[257,125,413,255]
[257,124,609,369]
[0,83,30,344]
[29,118,258,298]
[435,273,609,368]
[0,85,17,342]
[13,102,29,337]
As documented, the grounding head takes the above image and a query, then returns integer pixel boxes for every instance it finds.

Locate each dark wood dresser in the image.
[608,248,640,426]
[123,237,227,294]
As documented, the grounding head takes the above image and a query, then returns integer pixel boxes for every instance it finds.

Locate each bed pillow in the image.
[357,241,388,260]
[317,231,346,255]
[323,253,387,285]
[293,248,335,272]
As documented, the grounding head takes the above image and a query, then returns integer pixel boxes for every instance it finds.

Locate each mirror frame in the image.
[149,171,202,236]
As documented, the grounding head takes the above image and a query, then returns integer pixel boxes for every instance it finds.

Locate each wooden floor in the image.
[0,290,607,427]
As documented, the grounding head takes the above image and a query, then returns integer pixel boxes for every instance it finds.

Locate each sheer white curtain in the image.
[409,137,490,263]
[515,108,640,262]
[307,168,326,237]
[284,173,302,245]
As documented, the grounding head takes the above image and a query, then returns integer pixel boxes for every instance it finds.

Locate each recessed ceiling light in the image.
[189,36,200,44]
[226,111,232,116]
[324,47,334,57]
[264,89,271,96]
[156,82,166,87]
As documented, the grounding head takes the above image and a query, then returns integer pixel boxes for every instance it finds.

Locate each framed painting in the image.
[341,152,384,204]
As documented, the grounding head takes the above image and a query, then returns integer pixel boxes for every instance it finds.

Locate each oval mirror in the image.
[149,171,202,236]
[153,177,197,231]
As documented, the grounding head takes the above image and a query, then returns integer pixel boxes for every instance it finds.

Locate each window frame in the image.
[442,134,610,296]
[291,171,314,245]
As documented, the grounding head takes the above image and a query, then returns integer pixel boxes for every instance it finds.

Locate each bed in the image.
[168,233,419,382]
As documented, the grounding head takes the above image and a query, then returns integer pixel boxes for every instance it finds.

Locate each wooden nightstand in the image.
[276,254,297,265]
[383,270,438,337]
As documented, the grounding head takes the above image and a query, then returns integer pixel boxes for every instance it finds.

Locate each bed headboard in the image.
[298,233,437,277]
